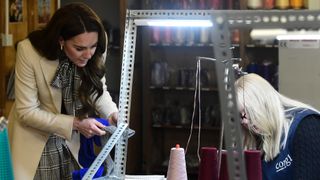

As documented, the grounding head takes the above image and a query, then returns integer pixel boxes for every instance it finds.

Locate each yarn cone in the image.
[245,150,262,180]
[217,149,263,180]
[198,147,218,180]
[166,144,188,180]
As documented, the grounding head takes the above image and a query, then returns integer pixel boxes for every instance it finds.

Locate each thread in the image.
[290,0,303,9]
[264,0,275,9]
[276,0,289,9]
[198,147,218,180]
[174,27,185,45]
[247,0,263,9]
[219,150,229,180]
[200,28,210,44]
[151,27,160,44]
[162,27,171,45]
[245,150,262,180]
[166,144,188,180]
[0,119,14,180]
[219,150,262,180]
[198,148,262,180]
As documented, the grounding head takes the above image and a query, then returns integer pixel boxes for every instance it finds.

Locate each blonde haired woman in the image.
[235,73,320,180]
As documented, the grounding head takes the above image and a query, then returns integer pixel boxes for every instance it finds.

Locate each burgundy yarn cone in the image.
[219,150,229,180]
[220,150,262,180]
[245,150,262,180]
[198,148,262,180]
[198,147,218,180]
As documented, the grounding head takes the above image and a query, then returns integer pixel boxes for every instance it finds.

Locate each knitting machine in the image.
[84,9,320,180]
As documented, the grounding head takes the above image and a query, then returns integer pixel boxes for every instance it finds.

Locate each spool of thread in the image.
[151,27,161,44]
[247,0,263,9]
[162,27,172,45]
[199,0,206,9]
[218,150,262,180]
[264,0,275,9]
[303,0,308,8]
[200,27,210,44]
[261,61,274,85]
[231,29,240,44]
[166,144,188,180]
[210,0,221,9]
[245,150,262,180]
[290,0,303,9]
[219,150,229,180]
[186,27,195,46]
[174,28,185,45]
[0,123,14,180]
[275,0,290,9]
[198,147,218,180]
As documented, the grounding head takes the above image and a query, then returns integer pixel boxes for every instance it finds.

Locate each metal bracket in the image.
[82,123,128,180]
[211,12,247,179]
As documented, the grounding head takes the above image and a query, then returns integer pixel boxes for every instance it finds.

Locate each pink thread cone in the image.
[166,144,188,180]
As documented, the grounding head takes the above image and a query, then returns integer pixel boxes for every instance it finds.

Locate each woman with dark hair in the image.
[8,3,118,179]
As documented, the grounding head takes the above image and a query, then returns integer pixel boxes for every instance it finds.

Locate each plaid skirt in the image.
[34,135,79,180]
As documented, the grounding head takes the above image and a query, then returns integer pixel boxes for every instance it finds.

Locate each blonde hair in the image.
[235,73,318,161]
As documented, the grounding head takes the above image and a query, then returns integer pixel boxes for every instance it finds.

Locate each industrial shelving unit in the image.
[83,9,320,180]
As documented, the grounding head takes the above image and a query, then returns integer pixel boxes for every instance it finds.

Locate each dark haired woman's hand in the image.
[73,117,107,138]
[108,112,118,125]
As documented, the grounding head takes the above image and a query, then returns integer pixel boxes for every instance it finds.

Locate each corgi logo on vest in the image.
[275,154,293,172]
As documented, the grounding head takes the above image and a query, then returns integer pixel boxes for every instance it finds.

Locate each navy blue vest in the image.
[262,109,318,180]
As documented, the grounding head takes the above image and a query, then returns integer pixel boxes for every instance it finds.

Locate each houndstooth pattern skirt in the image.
[33,135,79,180]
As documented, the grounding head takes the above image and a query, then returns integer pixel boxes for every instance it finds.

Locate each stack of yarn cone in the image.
[198,147,262,180]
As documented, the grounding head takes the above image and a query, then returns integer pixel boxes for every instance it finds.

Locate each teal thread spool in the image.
[0,120,14,180]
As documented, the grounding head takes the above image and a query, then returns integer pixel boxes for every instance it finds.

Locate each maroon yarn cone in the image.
[198,147,218,180]
[245,150,262,180]
[219,150,262,180]
[219,150,229,180]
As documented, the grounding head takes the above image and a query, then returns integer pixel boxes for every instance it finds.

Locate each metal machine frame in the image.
[86,9,320,180]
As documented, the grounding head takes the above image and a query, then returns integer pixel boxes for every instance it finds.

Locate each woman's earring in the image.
[58,44,65,59]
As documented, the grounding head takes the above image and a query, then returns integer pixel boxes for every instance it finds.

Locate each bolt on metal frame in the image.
[92,9,320,180]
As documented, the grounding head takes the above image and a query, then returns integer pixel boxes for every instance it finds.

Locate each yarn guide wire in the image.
[82,122,128,180]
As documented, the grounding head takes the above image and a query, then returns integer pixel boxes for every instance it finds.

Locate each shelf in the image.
[149,86,218,92]
[138,1,311,177]
[152,124,221,131]
[152,165,200,175]
[149,43,240,48]
[246,44,279,48]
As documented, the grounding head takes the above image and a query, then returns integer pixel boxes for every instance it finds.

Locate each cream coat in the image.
[8,39,118,180]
